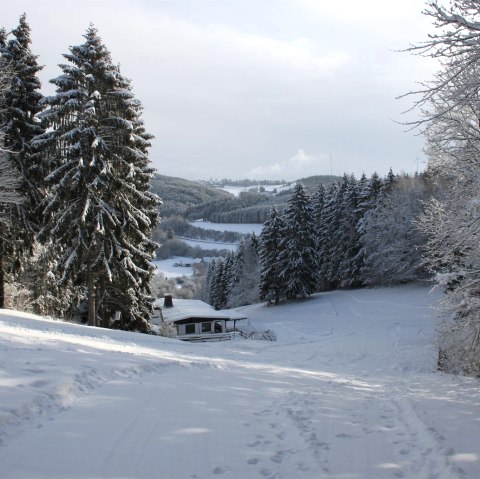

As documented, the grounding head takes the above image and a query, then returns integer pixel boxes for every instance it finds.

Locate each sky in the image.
[3,0,437,181]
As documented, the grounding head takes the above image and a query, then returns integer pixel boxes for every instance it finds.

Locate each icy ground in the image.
[1,284,479,479]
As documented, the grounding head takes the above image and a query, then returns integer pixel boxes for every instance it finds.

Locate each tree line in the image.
[203,171,430,309]
[0,15,159,331]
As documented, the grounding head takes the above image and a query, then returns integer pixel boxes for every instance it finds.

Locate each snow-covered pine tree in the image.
[277,183,318,300]
[0,15,44,308]
[96,66,160,331]
[203,258,217,305]
[337,174,362,287]
[360,175,427,286]
[318,182,339,290]
[222,250,236,305]
[229,234,260,307]
[210,257,228,310]
[259,206,286,304]
[35,26,160,330]
[0,64,24,308]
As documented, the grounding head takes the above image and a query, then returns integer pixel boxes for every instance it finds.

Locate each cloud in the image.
[249,149,329,180]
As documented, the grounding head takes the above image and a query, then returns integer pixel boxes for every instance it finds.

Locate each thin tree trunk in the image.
[87,269,96,327]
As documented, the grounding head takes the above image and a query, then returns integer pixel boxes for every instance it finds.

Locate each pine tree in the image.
[229,234,260,307]
[35,26,160,330]
[259,206,286,304]
[277,183,318,300]
[0,14,44,308]
[360,175,427,286]
[337,174,362,287]
[318,182,339,290]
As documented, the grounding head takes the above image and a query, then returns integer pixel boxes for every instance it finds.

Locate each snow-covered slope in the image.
[0,284,479,479]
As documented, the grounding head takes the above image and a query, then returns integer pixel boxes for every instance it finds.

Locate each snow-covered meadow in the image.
[191,220,263,236]
[1,284,479,479]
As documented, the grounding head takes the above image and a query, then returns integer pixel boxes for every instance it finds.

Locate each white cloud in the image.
[249,149,328,180]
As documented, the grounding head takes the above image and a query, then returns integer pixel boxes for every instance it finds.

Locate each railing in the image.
[177,331,234,342]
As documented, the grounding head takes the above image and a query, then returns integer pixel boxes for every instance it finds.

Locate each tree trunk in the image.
[87,269,96,327]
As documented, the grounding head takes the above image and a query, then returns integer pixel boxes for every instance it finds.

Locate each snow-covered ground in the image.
[152,257,198,278]
[191,220,263,236]
[180,237,239,252]
[219,184,291,197]
[1,284,479,479]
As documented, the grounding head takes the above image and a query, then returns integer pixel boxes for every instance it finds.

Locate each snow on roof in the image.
[217,309,247,320]
[154,299,230,323]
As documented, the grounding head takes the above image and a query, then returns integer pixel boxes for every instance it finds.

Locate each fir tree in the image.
[318,182,340,289]
[229,234,260,307]
[35,26,160,330]
[259,206,286,304]
[337,174,362,287]
[277,183,318,300]
[0,14,44,308]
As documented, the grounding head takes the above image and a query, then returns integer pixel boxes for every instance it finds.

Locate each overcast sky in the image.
[4,0,436,181]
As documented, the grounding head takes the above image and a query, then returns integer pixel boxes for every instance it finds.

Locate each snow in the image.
[1,284,479,479]
[152,257,198,278]
[191,220,263,236]
[219,185,290,197]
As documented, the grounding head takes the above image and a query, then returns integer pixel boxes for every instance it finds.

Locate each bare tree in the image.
[405,1,480,377]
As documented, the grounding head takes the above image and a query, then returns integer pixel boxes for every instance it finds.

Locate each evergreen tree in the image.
[360,175,427,285]
[337,174,362,287]
[203,258,217,305]
[209,257,228,310]
[277,183,318,300]
[0,14,44,308]
[259,206,286,304]
[318,182,339,290]
[229,234,260,307]
[35,26,160,330]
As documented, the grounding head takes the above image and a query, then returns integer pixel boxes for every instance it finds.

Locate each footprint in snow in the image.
[247,458,259,465]
[212,466,228,475]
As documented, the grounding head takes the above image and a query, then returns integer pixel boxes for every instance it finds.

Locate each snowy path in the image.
[1,285,479,478]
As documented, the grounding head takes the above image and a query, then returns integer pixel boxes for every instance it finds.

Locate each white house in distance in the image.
[151,294,247,341]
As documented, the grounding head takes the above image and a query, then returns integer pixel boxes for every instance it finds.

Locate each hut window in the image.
[185,324,196,334]
[214,322,223,333]
[201,322,212,333]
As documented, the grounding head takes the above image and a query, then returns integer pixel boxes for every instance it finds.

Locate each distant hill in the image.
[152,173,341,223]
[151,174,233,217]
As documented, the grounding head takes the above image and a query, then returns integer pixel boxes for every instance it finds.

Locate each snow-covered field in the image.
[1,284,479,479]
[191,220,263,236]
[180,237,239,251]
[219,185,291,197]
[153,257,198,278]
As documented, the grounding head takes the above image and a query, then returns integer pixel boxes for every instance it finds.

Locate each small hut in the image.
[151,296,246,341]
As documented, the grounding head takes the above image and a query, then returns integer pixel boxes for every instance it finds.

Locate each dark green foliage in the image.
[277,183,318,300]
[36,26,159,330]
[0,14,44,307]
[259,207,286,304]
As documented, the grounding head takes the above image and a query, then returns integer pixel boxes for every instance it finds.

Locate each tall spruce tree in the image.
[35,26,159,330]
[259,206,286,304]
[277,183,318,300]
[229,234,260,307]
[0,14,44,308]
